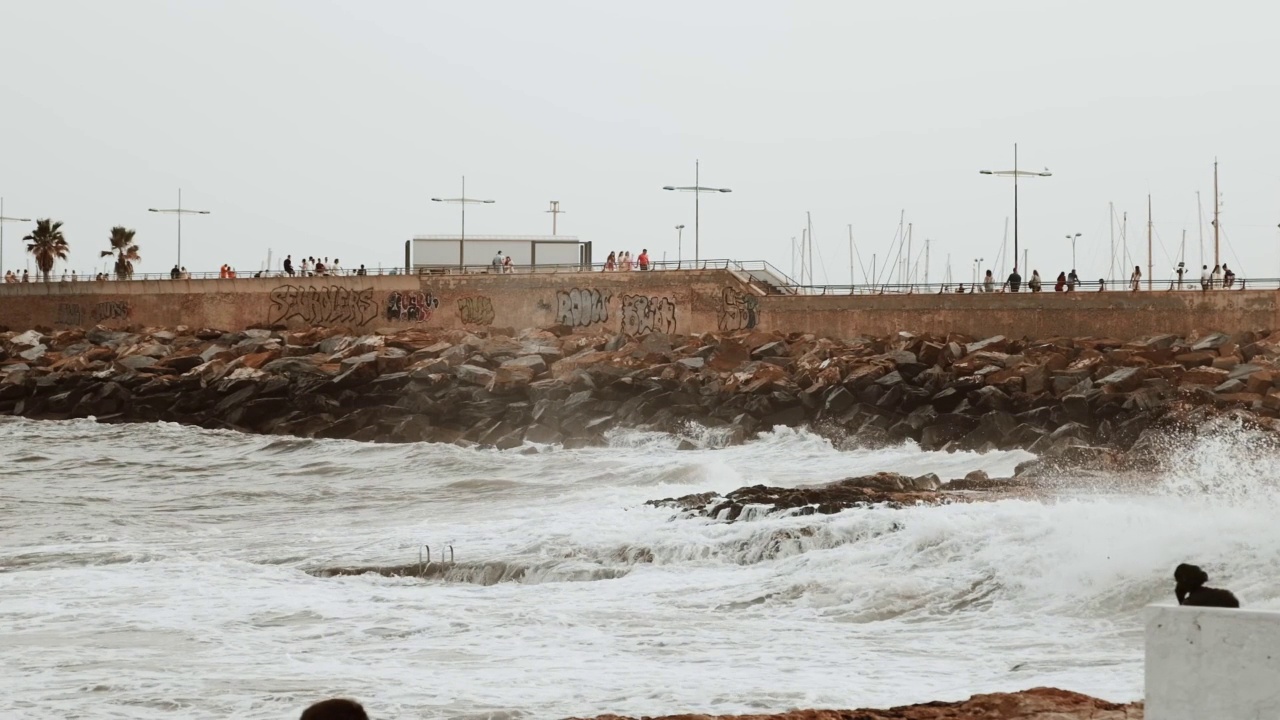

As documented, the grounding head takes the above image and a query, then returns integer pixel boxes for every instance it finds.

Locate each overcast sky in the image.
[2,1,1277,283]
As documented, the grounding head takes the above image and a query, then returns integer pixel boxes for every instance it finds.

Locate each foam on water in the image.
[1,416,1278,719]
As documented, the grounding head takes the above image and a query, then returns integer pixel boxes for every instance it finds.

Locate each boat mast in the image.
[1213,159,1220,267]
[1109,201,1115,282]
[1197,191,1205,269]
[1152,193,1162,292]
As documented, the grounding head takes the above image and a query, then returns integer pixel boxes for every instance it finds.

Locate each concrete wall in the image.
[0,270,745,336]
[756,288,1280,339]
[1,269,1278,339]
[1145,605,1280,719]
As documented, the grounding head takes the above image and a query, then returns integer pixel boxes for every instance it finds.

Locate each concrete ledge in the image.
[1145,604,1280,720]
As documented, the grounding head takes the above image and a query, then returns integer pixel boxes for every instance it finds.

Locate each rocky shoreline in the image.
[2,323,1277,466]
[569,687,1142,719]
[645,471,1024,522]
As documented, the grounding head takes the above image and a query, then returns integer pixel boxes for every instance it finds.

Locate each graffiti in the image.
[385,291,439,322]
[555,288,611,327]
[619,294,677,335]
[535,298,551,312]
[457,296,496,325]
[56,303,83,325]
[268,285,377,326]
[92,301,133,323]
[717,287,759,331]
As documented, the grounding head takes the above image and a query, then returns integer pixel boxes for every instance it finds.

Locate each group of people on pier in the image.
[949,262,1240,294]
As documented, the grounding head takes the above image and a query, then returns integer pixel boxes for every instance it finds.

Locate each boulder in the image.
[456,364,496,387]
[487,364,535,395]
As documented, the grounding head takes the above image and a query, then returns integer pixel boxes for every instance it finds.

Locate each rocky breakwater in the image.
[645,471,1022,523]
[570,687,1142,719]
[1,324,1277,461]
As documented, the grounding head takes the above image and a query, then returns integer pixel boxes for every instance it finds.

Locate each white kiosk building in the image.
[406,235,592,273]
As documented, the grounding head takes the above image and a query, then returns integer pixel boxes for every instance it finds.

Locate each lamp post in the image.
[973,257,984,286]
[432,176,495,269]
[148,188,210,269]
[1066,233,1081,271]
[675,224,685,266]
[0,197,33,277]
[980,144,1052,273]
[663,160,731,264]
[546,200,565,235]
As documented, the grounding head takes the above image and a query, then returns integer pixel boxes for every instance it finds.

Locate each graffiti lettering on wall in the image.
[93,301,133,323]
[717,287,759,331]
[385,291,439,322]
[619,294,677,335]
[457,296,496,325]
[55,303,83,325]
[555,288,612,327]
[268,285,377,326]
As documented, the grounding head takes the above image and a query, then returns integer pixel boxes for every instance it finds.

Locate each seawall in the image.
[0,269,1277,338]
[1146,605,1280,719]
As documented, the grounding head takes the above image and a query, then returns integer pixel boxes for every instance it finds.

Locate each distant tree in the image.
[23,219,70,282]
[101,226,141,280]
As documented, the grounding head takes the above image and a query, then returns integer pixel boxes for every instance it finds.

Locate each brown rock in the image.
[1182,366,1230,386]
[1174,350,1216,368]
[487,364,535,395]
[569,687,1142,719]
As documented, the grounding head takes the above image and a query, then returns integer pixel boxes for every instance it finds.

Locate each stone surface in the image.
[570,688,1142,719]
[1,323,1278,463]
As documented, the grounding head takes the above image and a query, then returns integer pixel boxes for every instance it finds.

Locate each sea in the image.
[2,415,1278,720]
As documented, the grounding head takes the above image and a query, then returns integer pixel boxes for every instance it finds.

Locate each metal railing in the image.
[418,544,455,577]
[779,277,1260,295]
[0,258,797,284]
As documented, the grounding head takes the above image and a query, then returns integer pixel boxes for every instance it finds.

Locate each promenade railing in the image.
[0,258,801,286]
[778,277,1257,295]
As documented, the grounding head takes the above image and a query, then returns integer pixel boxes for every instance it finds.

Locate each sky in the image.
[1,1,1278,284]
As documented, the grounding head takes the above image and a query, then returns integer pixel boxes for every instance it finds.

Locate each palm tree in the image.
[23,219,69,282]
[101,226,141,280]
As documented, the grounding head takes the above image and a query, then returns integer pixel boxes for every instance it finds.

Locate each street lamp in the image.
[148,188,210,269]
[432,175,495,269]
[1066,233,1082,271]
[675,224,685,266]
[0,197,33,277]
[663,159,731,264]
[980,143,1052,273]
[973,257,984,286]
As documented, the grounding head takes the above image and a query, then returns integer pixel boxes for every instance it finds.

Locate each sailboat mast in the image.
[1197,191,1205,268]
[1109,201,1115,282]
[806,212,814,287]
[1152,193,1162,292]
[848,224,854,286]
[1213,159,1221,267]
[907,223,913,286]
[925,238,931,286]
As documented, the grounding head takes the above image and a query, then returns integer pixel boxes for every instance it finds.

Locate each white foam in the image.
[1,419,1276,718]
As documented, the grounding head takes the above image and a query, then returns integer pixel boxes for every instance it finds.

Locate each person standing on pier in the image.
[1005,267,1022,292]
[1130,265,1142,291]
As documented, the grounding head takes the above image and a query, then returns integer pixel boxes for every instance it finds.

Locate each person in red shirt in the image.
[637,249,650,271]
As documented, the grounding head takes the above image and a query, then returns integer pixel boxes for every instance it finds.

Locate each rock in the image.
[1191,332,1230,351]
[1214,378,1246,394]
[1174,350,1216,367]
[965,335,1008,355]
[504,354,548,377]
[1097,366,1145,393]
[456,364,496,387]
[920,413,980,450]
[487,364,535,395]
[1182,366,1230,386]
[117,355,157,370]
[751,341,788,359]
